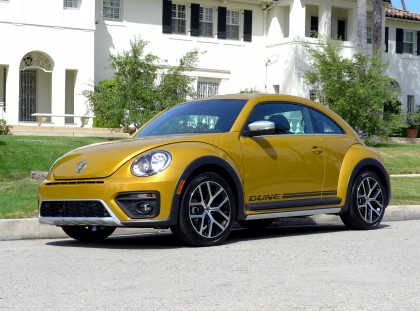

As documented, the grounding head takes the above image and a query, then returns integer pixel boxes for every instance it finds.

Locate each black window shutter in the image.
[162,0,172,34]
[217,6,226,39]
[396,28,404,54]
[385,27,389,53]
[417,32,420,55]
[190,3,200,37]
[243,10,252,42]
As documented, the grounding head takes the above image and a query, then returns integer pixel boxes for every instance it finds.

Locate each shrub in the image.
[0,119,12,135]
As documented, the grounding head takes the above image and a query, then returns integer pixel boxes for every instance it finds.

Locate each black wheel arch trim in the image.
[341,158,391,213]
[171,156,245,222]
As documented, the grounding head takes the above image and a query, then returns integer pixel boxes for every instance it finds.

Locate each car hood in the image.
[51,134,220,180]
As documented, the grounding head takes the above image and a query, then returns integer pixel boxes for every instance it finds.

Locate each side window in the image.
[64,0,79,9]
[245,102,315,135]
[310,109,344,134]
[103,0,121,21]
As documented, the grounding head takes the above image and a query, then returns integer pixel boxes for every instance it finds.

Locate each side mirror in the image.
[247,121,275,137]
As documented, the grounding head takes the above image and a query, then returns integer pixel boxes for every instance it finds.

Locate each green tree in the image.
[84,38,199,129]
[239,87,263,94]
[303,37,401,138]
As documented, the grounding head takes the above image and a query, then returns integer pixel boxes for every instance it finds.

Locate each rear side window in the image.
[310,109,344,134]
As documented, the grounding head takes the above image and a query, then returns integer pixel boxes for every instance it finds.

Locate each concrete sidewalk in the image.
[1,205,419,241]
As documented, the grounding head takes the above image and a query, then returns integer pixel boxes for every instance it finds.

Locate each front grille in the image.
[40,201,110,218]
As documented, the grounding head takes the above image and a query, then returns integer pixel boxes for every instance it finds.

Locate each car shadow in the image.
[45,222,389,250]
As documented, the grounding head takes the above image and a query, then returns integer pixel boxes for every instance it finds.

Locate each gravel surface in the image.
[1,220,419,310]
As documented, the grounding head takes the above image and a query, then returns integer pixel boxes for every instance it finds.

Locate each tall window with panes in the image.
[407,95,415,113]
[197,81,220,98]
[103,0,121,21]
[367,26,372,44]
[226,10,240,40]
[64,0,78,8]
[403,31,414,54]
[200,7,213,37]
[172,4,186,34]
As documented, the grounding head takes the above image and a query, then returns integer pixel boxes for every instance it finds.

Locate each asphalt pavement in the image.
[1,205,419,241]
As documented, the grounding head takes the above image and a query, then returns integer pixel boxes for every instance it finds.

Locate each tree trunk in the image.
[401,0,407,11]
[372,0,383,56]
[357,0,368,54]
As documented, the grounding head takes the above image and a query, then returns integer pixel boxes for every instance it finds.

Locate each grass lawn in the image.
[0,136,118,179]
[371,143,420,175]
[0,136,120,219]
[0,137,419,218]
[390,177,420,206]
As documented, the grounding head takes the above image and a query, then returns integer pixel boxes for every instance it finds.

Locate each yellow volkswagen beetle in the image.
[38,94,390,246]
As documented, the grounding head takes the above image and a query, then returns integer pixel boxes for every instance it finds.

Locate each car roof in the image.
[195,94,324,109]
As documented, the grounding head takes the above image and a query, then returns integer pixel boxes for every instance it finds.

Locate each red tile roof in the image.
[386,7,420,22]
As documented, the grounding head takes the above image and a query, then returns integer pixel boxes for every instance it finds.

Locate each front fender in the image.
[163,142,244,223]
[337,144,390,213]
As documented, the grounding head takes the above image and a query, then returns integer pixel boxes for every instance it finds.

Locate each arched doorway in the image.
[19,51,53,122]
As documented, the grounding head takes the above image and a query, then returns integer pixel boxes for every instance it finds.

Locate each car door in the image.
[309,107,356,199]
[240,102,325,212]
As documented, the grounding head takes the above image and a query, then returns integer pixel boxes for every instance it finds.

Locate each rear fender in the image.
[337,145,390,213]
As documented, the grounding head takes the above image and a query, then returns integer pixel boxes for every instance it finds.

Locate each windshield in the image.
[134,99,247,137]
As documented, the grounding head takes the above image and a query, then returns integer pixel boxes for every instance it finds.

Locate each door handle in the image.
[312,146,323,155]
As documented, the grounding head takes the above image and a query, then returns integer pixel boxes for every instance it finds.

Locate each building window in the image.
[407,95,415,113]
[103,0,121,21]
[64,0,78,8]
[337,20,346,41]
[309,90,317,101]
[226,10,240,40]
[310,16,319,38]
[403,31,414,54]
[200,7,214,37]
[197,81,220,98]
[367,26,372,44]
[171,4,186,34]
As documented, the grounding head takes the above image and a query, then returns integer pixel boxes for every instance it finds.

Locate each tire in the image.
[61,226,116,242]
[238,219,273,231]
[340,171,386,230]
[171,172,236,246]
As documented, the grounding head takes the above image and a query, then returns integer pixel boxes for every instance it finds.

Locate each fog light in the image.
[136,202,154,215]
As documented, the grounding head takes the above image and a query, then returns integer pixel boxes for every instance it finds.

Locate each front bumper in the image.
[39,199,121,226]
[38,166,182,228]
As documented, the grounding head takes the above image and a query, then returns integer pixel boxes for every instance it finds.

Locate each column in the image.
[319,3,332,38]
[289,0,306,39]
[51,67,66,126]
[5,64,20,125]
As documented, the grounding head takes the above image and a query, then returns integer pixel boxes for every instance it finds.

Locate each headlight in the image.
[131,151,172,177]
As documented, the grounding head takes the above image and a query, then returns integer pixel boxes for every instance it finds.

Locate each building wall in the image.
[385,19,420,111]
[0,0,95,125]
[0,0,419,127]
[94,0,268,95]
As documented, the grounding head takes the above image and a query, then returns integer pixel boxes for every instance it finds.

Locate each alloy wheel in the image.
[188,180,232,239]
[356,176,384,223]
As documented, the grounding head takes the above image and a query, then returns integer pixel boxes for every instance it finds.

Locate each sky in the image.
[391,0,420,13]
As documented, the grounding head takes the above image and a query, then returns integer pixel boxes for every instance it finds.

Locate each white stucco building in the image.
[0,0,419,127]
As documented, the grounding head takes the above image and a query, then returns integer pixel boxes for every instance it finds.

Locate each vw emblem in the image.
[75,160,87,173]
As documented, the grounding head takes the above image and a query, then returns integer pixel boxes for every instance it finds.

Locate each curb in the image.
[1,205,419,241]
